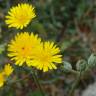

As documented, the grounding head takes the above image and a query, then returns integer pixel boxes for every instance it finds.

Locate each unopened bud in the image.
[76,59,87,71]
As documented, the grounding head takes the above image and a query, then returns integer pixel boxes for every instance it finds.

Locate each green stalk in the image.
[68,71,81,96]
[32,70,45,96]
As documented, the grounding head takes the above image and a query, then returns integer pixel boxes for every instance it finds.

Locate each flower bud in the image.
[76,59,87,71]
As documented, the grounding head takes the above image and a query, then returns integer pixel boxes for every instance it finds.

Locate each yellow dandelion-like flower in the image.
[5,3,36,29]
[0,64,13,88]
[3,64,14,76]
[32,41,62,72]
[0,73,5,87]
[8,32,42,66]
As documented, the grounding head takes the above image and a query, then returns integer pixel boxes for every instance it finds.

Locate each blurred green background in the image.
[0,0,95,96]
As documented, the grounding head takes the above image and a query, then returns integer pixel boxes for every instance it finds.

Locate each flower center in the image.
[39,53,51,63]
[20,46,32,58]
[16,14,29,24]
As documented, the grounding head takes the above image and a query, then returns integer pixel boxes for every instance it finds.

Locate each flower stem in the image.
[32,70,45,96]
[68,71,81,96]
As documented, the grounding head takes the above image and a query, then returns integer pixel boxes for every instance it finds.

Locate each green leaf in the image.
[0,43,6,54]
[88,53,96,68]
[28,90,43,96]
[62,61,72,72]
[60,39,77,51]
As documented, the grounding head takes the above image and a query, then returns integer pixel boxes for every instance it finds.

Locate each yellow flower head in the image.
[0,73,5,87]
[5,3,36,29]
[8,32,42,66]
[32,41,62,72]
[3,64,14,76]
